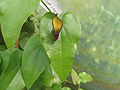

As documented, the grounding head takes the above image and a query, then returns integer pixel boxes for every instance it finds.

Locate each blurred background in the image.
[57,0,120,90]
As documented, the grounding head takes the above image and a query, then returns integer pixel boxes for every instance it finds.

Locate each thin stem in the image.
[41,0,51,12]
[15,38,19,48]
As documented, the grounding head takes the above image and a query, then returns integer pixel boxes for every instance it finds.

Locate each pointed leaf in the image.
[71,69,81,85]
[6,70,25,90]
[22,34,50,89]
[40,12,81,82]
[0,49,22,90]
[0,0,39,49]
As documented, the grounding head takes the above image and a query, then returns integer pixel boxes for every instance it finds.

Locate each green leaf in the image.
[40,12,55,45]
[29,73,44,90]
[0,50,10,75]
[22,34,50,89]
[6,70,25,90]
[62,87,72,90]
[0,56,1,65]
[43,65,54,88]
[79,72,93,83]
[0,1,7,16]
[44,84,62,90]
[40,12,81,82]
[0,49,22,90]
[0,0,39,49]
[0,56,2,75]
[0,45,6,54]
[78,88,84,90]
[0,50,10,71]
[71,69,81,85]
[19,32,32,49]
[51,84,62,90]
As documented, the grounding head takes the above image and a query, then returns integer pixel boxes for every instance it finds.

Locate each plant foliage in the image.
[0,0,93,89]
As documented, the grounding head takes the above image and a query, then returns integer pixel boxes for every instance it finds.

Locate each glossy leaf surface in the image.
[40,12,81,82]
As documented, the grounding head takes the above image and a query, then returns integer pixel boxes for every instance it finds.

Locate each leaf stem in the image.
[15,38,19,48]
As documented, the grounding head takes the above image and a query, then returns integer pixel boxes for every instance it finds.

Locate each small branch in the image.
[15,38,19,48]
